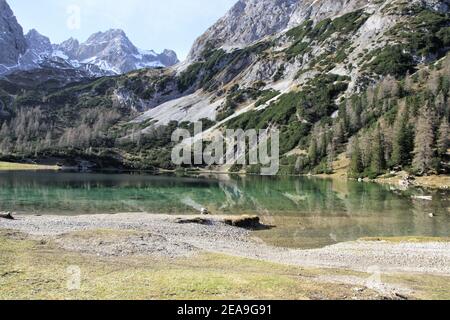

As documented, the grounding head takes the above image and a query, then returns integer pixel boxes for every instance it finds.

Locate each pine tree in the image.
[412,107,435,175]
[391,107,413,167]
[333,119,346,145]
[437,119,449,156]
[360,132,372,169]
[370,127,385,176]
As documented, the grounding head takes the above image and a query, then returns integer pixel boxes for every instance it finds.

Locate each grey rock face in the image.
[187,0,381,61]
[0,0,178,77]
[16,29,53,71]
[287,0,374,28]
[188,0,298,61]
[54,37,80,60]
[0,0,27,67]
[54,29,180,74]
[77,29,139,62]
[159,49,179,67]
[25,29,52,54]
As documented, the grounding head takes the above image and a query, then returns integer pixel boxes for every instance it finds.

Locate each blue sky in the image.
[8,0,237,60]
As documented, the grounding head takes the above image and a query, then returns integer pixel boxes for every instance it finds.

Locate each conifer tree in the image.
[391,107,413,167]
[349,137,363,178]
[308,137,318,166]
[326,141,335,173]
[413,107,435,174]
[370,127,385,176]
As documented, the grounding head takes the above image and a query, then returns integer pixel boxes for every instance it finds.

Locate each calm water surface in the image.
[0,171,449,248]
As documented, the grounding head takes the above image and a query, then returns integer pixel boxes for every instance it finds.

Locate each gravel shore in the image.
[1,213,449,276]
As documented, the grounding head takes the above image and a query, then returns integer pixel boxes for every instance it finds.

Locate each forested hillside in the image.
[0,0,448,178]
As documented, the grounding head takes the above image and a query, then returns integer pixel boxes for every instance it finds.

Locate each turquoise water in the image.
[0,171,449,248]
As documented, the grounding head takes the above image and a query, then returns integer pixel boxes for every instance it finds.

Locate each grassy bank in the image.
[375,173,450,190]
[0,162,59,171]
[1,230,449,300]
[315,154,450,190]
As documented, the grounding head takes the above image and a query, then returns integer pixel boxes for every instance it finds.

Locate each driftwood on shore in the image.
[175,215,269,230]
[0,212,14,220]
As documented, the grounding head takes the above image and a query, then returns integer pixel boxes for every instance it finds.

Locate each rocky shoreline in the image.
[1,213,449,276]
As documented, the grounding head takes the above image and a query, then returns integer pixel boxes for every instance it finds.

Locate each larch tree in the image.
[359,131,372,169]
[326,140,336,173]
[437,119,449,156]
[349,137,363,178]
[370,127,386,176]
[308,137,318,166]
[412,107,436,174]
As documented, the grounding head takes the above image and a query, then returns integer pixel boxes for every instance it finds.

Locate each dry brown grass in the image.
[0,162,59,171]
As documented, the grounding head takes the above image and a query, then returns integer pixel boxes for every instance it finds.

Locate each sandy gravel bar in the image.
[1,213,449,275]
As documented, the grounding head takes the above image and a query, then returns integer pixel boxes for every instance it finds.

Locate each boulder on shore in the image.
[399,175,415,188]
[223,216,261,229]
[174,215,266,230]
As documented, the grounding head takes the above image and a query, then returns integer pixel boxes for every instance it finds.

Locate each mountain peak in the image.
[187,0,378,61]
[0,1,178,77]
[26,28,45,37]
[26,29,51,44]
[53,30,179,75]
[84,28,133,48]
[25,29,52,55]
[188,0,299,61]
[105,28,128,37]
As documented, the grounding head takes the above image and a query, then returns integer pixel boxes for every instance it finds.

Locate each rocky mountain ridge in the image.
[53,29,179,74]
[188,0,449,62]
[0,0,449,176]
[0,0,179,77]
[0,0,27,72]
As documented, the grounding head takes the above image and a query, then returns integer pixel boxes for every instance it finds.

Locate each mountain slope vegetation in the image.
[0,0,448,178]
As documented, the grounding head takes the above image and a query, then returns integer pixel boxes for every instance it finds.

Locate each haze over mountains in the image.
[0,0,178,77]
